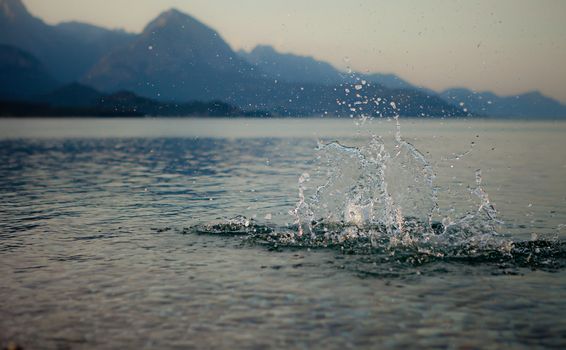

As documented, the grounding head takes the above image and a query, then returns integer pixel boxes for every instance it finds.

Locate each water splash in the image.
[291,172,312,238]
[180,72,565,275]
[183,114,562,274]
[283,78,516,264]
[182,217,566,275]
[289,107,450,247]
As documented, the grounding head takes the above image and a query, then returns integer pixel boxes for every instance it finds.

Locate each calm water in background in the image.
[0,118,565,349]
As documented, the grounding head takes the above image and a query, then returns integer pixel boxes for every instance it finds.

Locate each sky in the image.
[23,0,566,102]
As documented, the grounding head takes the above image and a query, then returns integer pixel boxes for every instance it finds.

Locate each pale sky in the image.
[23,0,566,102]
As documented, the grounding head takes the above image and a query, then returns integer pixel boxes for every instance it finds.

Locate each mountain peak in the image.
[161,8,186,18]
[155,8,189,22]
[0,0,29,20]
[143,8,208,34]
[137,7,234,58]
[520,90,544,99]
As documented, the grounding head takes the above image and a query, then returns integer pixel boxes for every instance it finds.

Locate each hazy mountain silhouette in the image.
[83,10,454,116]
[239,45,420,90]
[239,45,344,85]
[442,88,566,119]
[361,73,418,90]
[84,9,259,103]
[240,44,566,118]
[35,82,102,107]
[0,0,134,82]
[96,90,250,117]
[0,3,470,117]
[236,44,465,116]
[1,81,260,117]
[1,1,565,118]
[0,44,58,99]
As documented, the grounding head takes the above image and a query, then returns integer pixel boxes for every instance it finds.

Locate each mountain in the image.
[1,82,258,117]
[0,44,58,99]
[441,88,566,119]
[361,73,417,90]
[54,21,134,76]
[1,2,563,118]
[0,0,134,82]
[238,44,566,118]
[55,21,132,46]
[236,45,465,116]
[1,0,27,20]
[238,45,344,85]
[35,82,102,107]
[84,9,258,103]
[97,91,250,117]
[238,45,421,91]
[0,4,466,117]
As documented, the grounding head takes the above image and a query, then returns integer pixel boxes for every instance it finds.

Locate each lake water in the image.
[1,118,565,349]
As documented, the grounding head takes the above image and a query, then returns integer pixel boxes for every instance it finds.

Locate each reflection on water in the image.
[0,118,565,349]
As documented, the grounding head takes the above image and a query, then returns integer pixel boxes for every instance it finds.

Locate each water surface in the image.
[1,118,565,349]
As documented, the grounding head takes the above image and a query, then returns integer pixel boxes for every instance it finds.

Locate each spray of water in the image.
[184,71,565,274]
[289,78,504,252]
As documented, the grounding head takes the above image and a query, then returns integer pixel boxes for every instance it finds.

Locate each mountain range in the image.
[0,81,261,118]
[237,45,566,118]
[440,88,566,119]
[1,0,564,118]
[238,45,418,91]
[0,0,133,82]
[0,44,57,99]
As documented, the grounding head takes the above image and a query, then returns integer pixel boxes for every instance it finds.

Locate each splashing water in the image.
[287,97,505,251]
[184,80,565,274]
[185,127,565,272]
